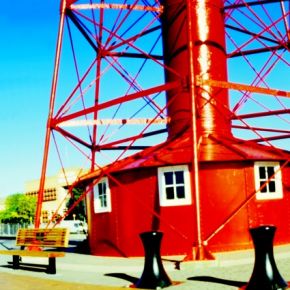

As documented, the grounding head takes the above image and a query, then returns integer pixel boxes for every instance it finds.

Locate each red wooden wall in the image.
[87,162,290,257]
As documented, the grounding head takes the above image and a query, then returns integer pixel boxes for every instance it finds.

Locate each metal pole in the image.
[34,0,67,228]
[186,0,203,256]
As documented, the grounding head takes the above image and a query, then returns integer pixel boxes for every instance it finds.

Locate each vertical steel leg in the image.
[47,257,56,274]
[12,255,20,270]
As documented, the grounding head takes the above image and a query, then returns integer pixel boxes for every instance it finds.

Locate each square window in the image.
[158,165,192,206]
[94,177,112,213]
[254,162,283,200]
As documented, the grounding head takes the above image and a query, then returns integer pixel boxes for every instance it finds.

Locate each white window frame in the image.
[93,177,112,213]
[254,161,283,200]
[158,165,192,206]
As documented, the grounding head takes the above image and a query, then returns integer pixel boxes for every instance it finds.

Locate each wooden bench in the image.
[0,228,69,274]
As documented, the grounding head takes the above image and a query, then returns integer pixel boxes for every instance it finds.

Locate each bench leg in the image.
[47,257,56,274]
[12,255,20,270]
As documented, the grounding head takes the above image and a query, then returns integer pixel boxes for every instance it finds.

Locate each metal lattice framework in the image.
[35,0,289,226]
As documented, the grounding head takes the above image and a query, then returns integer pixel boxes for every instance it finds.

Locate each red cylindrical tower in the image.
[162,0,231,138]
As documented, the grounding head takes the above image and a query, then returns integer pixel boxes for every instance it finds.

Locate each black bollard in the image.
[135,231,172,289]
[245,225,288,290]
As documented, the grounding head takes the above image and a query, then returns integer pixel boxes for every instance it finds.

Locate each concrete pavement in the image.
[0,242,290,289]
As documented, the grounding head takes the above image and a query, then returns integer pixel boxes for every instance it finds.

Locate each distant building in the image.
[25,168,85,223]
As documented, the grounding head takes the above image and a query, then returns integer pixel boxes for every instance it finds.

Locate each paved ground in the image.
[0,238,290,289]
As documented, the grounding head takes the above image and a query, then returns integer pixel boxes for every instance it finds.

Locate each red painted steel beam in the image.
[53,126,92,149]
[224,0,282,10]
[229,44,287,58]
[233,109,290,120]
[66,9,99,54]
[53,81,180,125]
[94,129,167,150]
[185,0,202,260]
[104,51,163,60]
[251,134,290,143]
[108,26,162,51]
[54,59,97,119]
[35,0,67,228]
[97,145,150,150]
[225,24,280,45]
[55,127,166,151]
[70,3,163,12]
[185,0,229,260]
[196,78,290,98]
[66,0,78,6]
[232,125,290,134]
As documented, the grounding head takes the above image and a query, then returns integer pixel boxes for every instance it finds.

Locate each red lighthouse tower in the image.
[163,0,231,139]
[36,0,290,258]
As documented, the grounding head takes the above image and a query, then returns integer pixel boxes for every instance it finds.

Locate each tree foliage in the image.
[65,187,86,221]
[0,193,37,224]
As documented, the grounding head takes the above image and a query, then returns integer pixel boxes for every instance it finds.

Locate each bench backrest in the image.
[16,228,69,248]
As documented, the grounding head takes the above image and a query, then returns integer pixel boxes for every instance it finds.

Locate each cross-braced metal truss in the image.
[35,0,289,226]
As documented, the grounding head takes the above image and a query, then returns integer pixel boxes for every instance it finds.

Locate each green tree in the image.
[0,193,37,224]
[65,187,86,221]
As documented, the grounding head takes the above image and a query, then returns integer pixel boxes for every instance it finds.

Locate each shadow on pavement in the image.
[2,262,48,273]
[68,237,90,254]
[105,273,139,284]
[188,276,247,288]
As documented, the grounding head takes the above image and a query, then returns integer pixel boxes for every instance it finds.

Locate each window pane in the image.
[100,195,104,207]
[269,181,276,192]
[98,182,107,208]
[175,171,184,184]
[260,181,267,192]
[166,187,175,199]
[164,172,173,185]
[267,166,275,178]
[98,183,103,194]
[259,167,266,179]
[176,186,185,199]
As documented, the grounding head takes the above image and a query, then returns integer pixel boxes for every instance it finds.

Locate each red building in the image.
[81,0,290,257]
[37,0,290,259]
[83,129,290,257]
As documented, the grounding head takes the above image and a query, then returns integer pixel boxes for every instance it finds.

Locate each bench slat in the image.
[16,228,69,248]
[0,250,65,258]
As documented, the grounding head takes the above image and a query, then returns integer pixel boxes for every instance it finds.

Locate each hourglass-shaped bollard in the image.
[134,231,172,289]
[244,225,288,290]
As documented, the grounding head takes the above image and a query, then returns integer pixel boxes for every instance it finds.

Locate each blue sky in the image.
[0,1,59,196]
[0,0,167,197]
[0,1,289,197]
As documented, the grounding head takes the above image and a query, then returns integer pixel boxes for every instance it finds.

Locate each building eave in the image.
[77,130,289,186]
